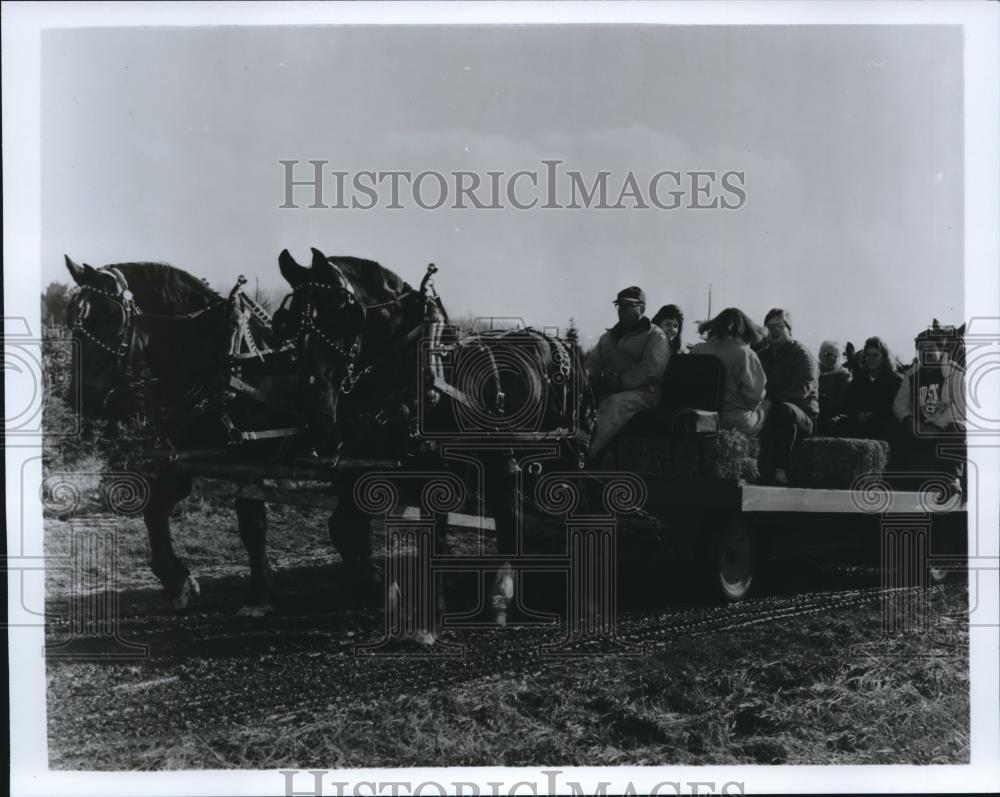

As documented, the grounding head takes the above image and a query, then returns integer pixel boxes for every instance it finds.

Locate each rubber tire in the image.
[716,516,758,602]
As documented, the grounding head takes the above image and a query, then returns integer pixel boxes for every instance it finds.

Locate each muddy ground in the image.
[44,494,969,770]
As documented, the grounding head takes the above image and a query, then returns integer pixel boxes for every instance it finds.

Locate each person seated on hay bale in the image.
[843,336,902,441]
[585,286,670,466]
[892,322,967,495]
[758,308,819,484]
[817,340,852,435]
[690,307,769,437]
[651,303,685,359]
[843,341,859,377]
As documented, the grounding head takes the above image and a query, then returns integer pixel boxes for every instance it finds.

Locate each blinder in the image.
[68,270,142,367]
[274,281,366,363]
[271,293,298,341]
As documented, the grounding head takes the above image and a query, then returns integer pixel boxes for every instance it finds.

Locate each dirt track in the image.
[44,530,971,769]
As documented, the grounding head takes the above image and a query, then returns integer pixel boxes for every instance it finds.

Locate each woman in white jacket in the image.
[690,307,769,436]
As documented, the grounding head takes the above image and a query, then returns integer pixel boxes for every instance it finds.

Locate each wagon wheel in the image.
[715,516,759,602]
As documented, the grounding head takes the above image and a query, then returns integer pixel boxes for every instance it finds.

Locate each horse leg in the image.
[329,484,380,605]
[235,494,275,617]
[144,469,199,609]
[485,455,519,626]
[427,511,452,643]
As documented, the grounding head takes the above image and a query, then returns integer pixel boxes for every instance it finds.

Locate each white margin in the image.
[5,2,999,795]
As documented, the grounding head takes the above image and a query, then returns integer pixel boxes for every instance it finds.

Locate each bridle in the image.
[69,267,225,418]
[275,263,454,436]
[68,266,146,380]
[275,279,368,394]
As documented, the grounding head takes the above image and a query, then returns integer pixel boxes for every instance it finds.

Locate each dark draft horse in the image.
[63,256,300,613]
[276,247,595,634]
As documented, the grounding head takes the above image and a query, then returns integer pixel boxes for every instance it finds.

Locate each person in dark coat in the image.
[758,308,818,484]
[817,339,852,434]
[843,336,902,440]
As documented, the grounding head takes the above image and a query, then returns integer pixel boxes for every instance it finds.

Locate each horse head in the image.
[63,256,227,424]
[276,247,433,455]
[64,255,146,419]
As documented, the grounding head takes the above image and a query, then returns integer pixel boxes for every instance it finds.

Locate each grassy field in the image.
[45,583,969,769]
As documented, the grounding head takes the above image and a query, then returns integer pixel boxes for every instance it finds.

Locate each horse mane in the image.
[326,256,413,305]
[107,262,221,315]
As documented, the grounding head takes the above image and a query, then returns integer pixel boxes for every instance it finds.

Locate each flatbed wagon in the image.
[162,449,966,606]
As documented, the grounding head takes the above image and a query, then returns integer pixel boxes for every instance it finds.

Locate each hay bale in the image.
[787,436,889,488]
[612,430,758,481]
[705,429,760,482]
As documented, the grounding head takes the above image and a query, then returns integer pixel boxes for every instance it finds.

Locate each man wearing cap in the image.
[585,286,670,465]
[892,322,966,494]
[758,308,819,484]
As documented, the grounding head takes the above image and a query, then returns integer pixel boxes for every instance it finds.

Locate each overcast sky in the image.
[42,24,963,359]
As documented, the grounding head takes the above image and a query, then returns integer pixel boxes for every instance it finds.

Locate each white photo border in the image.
[5,2,999,795]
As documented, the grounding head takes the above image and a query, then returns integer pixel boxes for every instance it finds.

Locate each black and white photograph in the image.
[5,2,1000,795]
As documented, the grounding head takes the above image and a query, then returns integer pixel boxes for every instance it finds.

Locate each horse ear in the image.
[278,249,308,287]
[64,255,92,286]
[957,322,966,336]
[932,318,941,329]
[310,247,328,270]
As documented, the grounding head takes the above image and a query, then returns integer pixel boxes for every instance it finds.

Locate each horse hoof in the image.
[414,629,437,647]
[386,581,402,614]
[493,564,514,599]
[237,602,275,618]
[170,576,200,610]
[491,564,514,625]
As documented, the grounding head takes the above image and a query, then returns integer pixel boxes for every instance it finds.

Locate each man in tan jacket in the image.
[585,286,670,465]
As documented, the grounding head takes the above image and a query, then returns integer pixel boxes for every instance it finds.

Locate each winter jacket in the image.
[758,339,819,419]
[586,318,670,396]
[893,361,966,431]
[818,367,852,420]
[690,337,768,435]
[844,369,902,429]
